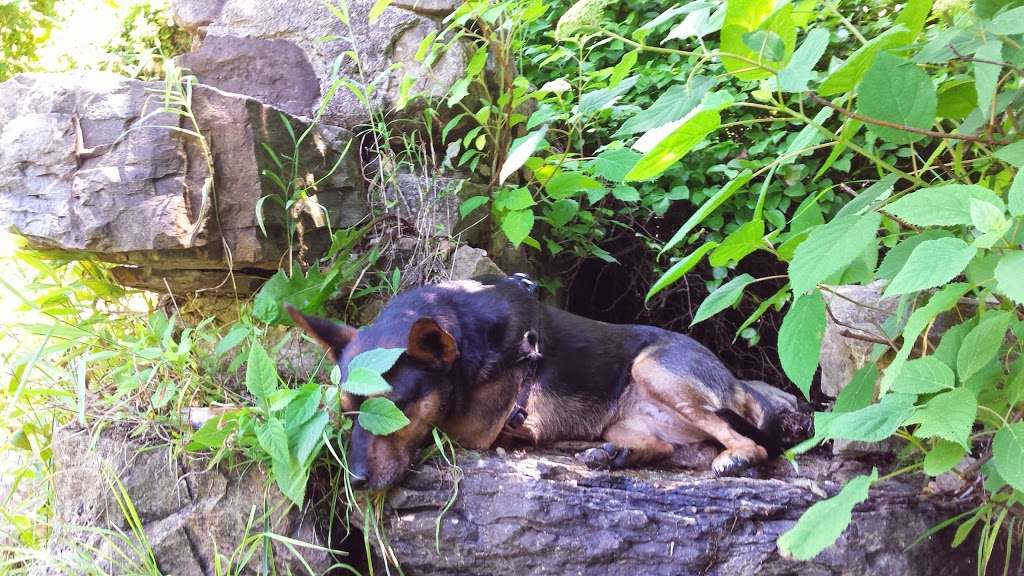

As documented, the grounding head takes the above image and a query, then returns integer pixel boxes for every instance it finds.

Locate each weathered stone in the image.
[385,170,483,238]
[40,426,337,575]
[391,0,460,16]
[819,281,898,398]
[364,449,976,575]
[171,0,469,129]
[0,71,366,293]
[170,0,226,33]
[448,245,502,280]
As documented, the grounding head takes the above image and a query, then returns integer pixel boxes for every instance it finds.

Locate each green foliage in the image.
[777,469,877,560]
[0,0,56,81]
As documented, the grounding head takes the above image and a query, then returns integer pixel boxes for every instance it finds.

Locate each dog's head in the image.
[287,306,460,490]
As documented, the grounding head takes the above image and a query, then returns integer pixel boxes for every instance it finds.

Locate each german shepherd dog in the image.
[288,275,797,490]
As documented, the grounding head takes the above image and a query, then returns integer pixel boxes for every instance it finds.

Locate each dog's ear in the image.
[407,317,458,371]
[286,305,357,361]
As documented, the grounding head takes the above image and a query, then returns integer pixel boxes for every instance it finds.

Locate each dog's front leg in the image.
[576,420,674,470]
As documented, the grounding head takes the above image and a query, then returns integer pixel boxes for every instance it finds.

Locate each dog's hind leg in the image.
[688,411,768,476]
[576,419,674,470]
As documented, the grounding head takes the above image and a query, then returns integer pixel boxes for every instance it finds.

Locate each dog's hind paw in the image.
[576,442,631,470]
[711,451,751,477]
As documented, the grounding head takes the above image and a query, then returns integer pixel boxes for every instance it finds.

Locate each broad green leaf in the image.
[267,389,299,412]
[989,6,1024,34]
[1011,171,1024,217]
[691,273,756,326]
[459,195,489,218]
[994,140,1024,167]
[358,397,410,435]
[292,411,330,465]
[993,422,1024,492]
[923,440,966,477]
[789,212,881,295]
[501,209,535,247]
[614,77,714,137]
[215,324,250,358]
[284,384,322,431]
[911,388,977,449]
[825,393,916,441]
[589,148,641,182]
[709,220,764,267]
[777,469,878,560]
[970,198,1010,248]
[546,199,579,228]
[368,0,394,23]
[545,172,603,200]
[665,7,712,41]
[773,27,829,92]
[609,50,638,87]
[499,126,548,184]
[876,229,952,279]
[578,76,639,116]
[344,367,392,396]
[646,241,718,303]
[974,39,1002,120]
[777,292,826,399]
[721,0,796,81]
[883,237,976,297]
[995,252,1024,305]
[856,53,936,144]
[446,78,471,107]
[834,174,898,218]
[743,29,785,61]
[349,347,406,374]
[661,170,754,254]
[625,108,722,181]
[893,0,933,41]
[936,79,978,120]
[893,356,955,394]
[188,410,247,451]
[884,184,1004,226]
[245,342,278,401]
[957,311,1012,382]
[932,321,973,371]
[833,364,877,414]
[257,417,291,465]
[611,185,640,201]
[495,187,536,211]
[818,26,910,96]
[272,454,307,506]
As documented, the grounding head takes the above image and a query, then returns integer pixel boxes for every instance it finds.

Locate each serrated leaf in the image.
[368,0,393,23]
[924,440,966,477]
[545,172,603,200]
[936,79,978,120]
[857,52,936,144]
[825,393,916,442]
[772,27,829,92]
[789,212,881,295]
[885,184,1004,226]
[344,367,393,396]
[893,356,956,394]
[912,388,977,449]
[834,174,898,218]
[988,6,1024,34]
[993,422,1024,492]
[349,347,405,374]
[284,384,322,431]
[994,141,1024,167]
[1010,171,1024,217]
[589,148,641,182]
[721,0,796,81]
[664,7,712,41]
[883,238,976,297]
[499,126,548,184]
[777,291,826,399]
[995,252,1024,305]
[661,170,754,254]
[709,220,764,267]
[625,108,722,181]
[691,273,756,326]
[257,417,291,465]
[272,455,307,506]
[459,195,489,218]
[215,325,250,358]
[833,364,877,414]
[777,469,877,560]
[957,311,1012,382]
[646,241,718,303]
[877,230,953,279]
[497,186,536,211]
[975,39,1002,120]
[818,26,910,96]
[970,198,1009,248]
[546,199,579,228]
[292,411,330,465]
[609,50,638,87]
[578,76,639,116]
[358,397,410,435]
[245,342,278,401]
[501,209,534,247]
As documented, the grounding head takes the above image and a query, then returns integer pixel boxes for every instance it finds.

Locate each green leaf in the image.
[446,77,471,107]
[923,440,966,477]
[349,347,405,374]
[893,356,955,395]
[344,367,393,396]
[912,388,977,449]
[834,174,898,218]
[777,292,826,399]
[546,199,579,228]
[789,213,881,295]
[500,209,535,248]
[994,141,1024,167]
[709,220,764,267]
[818,26,911,96]
[936,79,978,120]
[245,342,278,401]
[665,7,713,41]
[272,455,307,506]
[589,148,641,182]
[742,29,785,61]
[215,324,250,358]
[368,0,393,23]
[499,126,548,184]
[833,364,877,414]
[885,184,1004,226]
[625,108,722,181]
[645,241,718,303]
[578,76,639,116]
[257,417,291,465]
[611,185,640,201]
[876,229,952,279]
[459,195,489,218]
[691,273,756,326]
[856,53,936,144]
[661,170,754,254]
[721,0,796,81]
[826,393,916,442]
[993,422,1024,492]
[773,27,829,92]
[995,252,1024,305]
[989,6,1024,34]
[609,50,638,87]
[970,198,1010,248]
[883,238,976,297]
[496,187,536,211]
[284,384,322,431]
[893,0,933,41]
[974,39,1002,120]
[292,411,330,465]
[545,172,603,200]
[358,397,410,435]
[777,469,878,560]
[1010,171,1024,217]
[957,311,1012,382]
[188,410,247,451]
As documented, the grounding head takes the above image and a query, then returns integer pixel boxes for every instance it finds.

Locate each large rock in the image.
[171,0,469,130]
[0,71,365,293]
[366,449,975,575]
[40,426,337,575]
[819,281,898,398]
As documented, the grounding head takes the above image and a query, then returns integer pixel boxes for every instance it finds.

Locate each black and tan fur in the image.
[288,276,797,490]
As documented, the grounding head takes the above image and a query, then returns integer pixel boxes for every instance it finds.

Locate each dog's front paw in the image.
[711,451,751,477]
[576,442,631,470]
